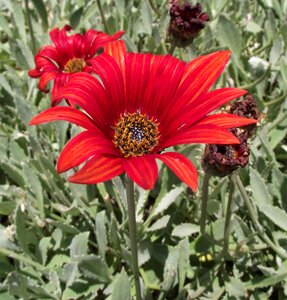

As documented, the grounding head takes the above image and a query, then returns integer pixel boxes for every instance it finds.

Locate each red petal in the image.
[155,152,198,192]
[104,40,127,72]
[164,51,231,125]
[38,72,57,92]
[164,88,247,138]
[123,155,158,190]
[57,130,118,172]
[161,124,240,149]
[51,73,71,104]
[88,54,125,121]
[68,156,124,184]
[53,73,110,129]
[196,114,257,128]
[29,106,96,130]
[177,51,231,105]
[28,68,41,78]
[89,30,125,55]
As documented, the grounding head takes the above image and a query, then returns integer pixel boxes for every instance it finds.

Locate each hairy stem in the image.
[96,0,109,33]
[222,177,235,255]
[200,173,211,235]
[125,176,142,300]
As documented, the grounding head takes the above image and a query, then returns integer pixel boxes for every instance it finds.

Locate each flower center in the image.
[113,112,160,158]
[64,58,86,73]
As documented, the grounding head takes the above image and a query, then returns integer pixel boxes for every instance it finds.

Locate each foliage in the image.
[0,0,287,299]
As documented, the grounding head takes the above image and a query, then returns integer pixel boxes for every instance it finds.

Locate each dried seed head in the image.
[167,1,210,47]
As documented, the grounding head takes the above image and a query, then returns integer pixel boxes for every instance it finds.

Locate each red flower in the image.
[30,45,256,191]
[28,25,124,105]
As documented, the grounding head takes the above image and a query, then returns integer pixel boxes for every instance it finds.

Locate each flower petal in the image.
[38,71,57,92]
[123,155,158,190]
[57,130,118,172]
[164,88,247,138]
[88,53,125,121]
[161,124,240,149]
[69,156,124,184]
[53,73,110,128]
[29,106,96,130]
[196,114,257,128]
[155,152,198,192]
[177,51,231,105]
[104,40,127,73]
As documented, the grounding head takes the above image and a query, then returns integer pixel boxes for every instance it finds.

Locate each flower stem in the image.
[200,173,211,235]
[24,0,36,54]
[222,177,235,255]
[232,173,287,259]
[168,43,176,55]
[125,176,142,300]
[96,0,109,34]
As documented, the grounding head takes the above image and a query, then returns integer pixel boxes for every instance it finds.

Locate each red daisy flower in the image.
[28,25,124,105]
[30,45,256,191]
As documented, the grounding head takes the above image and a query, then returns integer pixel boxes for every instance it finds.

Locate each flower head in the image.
[168,1,210,47]
[28,25,124,105]
[30,44,256,191]
[202,95,259,177]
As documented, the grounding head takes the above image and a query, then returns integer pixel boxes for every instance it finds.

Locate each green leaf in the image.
[70,7,84,29]
[178,239,189,291]
[111,268,131,300]
[172,223,199,238]
[245,272,287,289]
[78,255,110,283]
[1,161,25,188]
[96,211,107,259]
[147,215,170,232]
[259,204,287,231]
[37,237,51,265]
[162,246,178,292]
[31,0,48,31]
[11,0,26,42]
[249,167,273,207]
[150,187,183,219]
[23,165,44,219]
[217,14,242,57]
[70,232,90,260]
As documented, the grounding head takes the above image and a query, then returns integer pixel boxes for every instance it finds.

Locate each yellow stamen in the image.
[64,58,86,73]
[113,112,159,158]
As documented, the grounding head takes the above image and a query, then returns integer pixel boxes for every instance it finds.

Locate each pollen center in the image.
[64,58,86,73]
[113,113,159,158]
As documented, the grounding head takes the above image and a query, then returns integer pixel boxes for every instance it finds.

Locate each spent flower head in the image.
[202,95,259,177]
[168,1,210,47]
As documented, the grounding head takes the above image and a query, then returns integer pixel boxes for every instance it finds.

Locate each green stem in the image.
[24,0,36,54]
[268,110,287,131]
[238,67,270,90]
[232,173,287,259]
[200,173,211,235]
[125,176,142,300]
[222,177,235,255]
[0,247,46,272]
[148,0,161,18]
[168,43,176,55]
[96,0,109,33]
[265,92,287,107]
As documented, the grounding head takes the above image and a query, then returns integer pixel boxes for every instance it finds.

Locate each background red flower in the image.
[28,25,124,105]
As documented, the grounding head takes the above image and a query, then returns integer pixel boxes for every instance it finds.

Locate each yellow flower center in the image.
[64,58,86,73]
[113,113,160,158]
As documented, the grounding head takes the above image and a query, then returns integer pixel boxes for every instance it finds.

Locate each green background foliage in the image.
[0,0,287,299]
